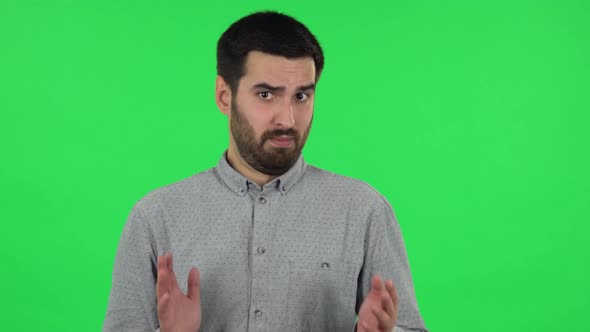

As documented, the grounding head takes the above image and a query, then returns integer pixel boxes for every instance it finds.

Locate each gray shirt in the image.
[103,150,428,332]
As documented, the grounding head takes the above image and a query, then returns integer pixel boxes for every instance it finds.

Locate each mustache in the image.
[262,129,299,141]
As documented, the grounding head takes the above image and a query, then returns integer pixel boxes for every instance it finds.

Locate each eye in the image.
[258,91,273,100]
[295,92,309,102]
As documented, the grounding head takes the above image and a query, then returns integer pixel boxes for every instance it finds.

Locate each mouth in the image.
[269,136,294,148]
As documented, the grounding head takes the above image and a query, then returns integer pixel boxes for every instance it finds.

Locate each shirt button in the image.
[281,185,286,192]
[258,196,266,204]
[254,309,262,318]
[321,262,330,270]
[238,187,245,193]
[257,247,266,254]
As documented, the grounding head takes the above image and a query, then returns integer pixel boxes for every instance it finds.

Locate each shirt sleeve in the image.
[103,202,160,332]
[355,196,429,332]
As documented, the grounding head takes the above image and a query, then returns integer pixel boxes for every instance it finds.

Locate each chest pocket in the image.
[286,258,357,331]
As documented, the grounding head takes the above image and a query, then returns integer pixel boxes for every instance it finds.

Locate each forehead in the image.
[241,51,316,87]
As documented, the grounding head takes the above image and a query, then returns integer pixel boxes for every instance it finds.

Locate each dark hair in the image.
[216,11,324,93]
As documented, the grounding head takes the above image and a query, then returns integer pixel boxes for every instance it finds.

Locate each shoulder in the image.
[303,164,393,211]
[131,167,217,218]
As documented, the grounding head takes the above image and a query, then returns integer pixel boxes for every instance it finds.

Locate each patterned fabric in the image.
[103,150,428,332]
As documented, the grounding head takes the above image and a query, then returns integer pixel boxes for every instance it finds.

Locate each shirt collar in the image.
[214,149,307,197]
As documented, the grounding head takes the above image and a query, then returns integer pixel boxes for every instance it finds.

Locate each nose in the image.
[274,101,295,128]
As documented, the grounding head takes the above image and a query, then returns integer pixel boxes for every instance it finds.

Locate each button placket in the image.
[250,191,272,327]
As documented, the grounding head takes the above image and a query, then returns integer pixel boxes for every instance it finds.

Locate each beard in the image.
[230,98,312,176]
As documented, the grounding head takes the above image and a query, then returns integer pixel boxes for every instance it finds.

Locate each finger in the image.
[157,254,163,276]
[381,289,395,320]
[157,291,170,320]
[359,313,379,332]
[364,319,379,332]
[156,255,169,299]
[187,266,201,301]
[371,303,394,330]
[371,274,385,294]
[360,320,371,332]
[157,266,170,299]
[157,254,167,275]
[167,252,175,274]
[166,252,179,289]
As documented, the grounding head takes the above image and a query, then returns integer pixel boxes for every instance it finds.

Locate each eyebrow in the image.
[252,82,316,93]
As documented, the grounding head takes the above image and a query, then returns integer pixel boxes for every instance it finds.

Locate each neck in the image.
[226,144,277,187]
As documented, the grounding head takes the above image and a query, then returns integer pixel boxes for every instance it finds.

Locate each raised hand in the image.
[357,275,398,332]
[156,252,202,332]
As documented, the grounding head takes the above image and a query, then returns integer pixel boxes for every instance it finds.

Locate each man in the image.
[104,11,428,332]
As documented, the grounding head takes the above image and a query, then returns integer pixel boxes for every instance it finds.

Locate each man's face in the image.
[229,51,315,176]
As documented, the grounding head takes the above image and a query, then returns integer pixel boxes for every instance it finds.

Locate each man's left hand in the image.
[357,275,398,332]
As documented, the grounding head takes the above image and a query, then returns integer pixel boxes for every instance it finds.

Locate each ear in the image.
[215,75,232,116]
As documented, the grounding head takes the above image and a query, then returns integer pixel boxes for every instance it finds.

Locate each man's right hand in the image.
[156,252,202,332]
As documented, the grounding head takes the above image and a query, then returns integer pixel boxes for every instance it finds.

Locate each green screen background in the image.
[1,1,588,331]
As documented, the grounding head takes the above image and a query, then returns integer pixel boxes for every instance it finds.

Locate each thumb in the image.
[187,266,201,302]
